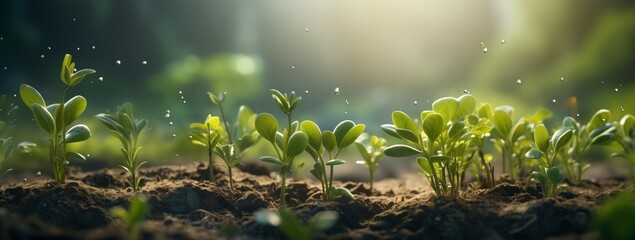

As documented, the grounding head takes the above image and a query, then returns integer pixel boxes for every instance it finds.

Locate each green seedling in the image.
[256,89,308,208]
[593,192,635,240]
[560,110,616,184]
[489,105,550,180]
[96,103,148,191]
[190,115,225,181]
[111,195,149,240]
[0,95,19,137]
[19,54,95,183]
[301,119,364,201]
[464,111,495,188]
[0,137,16,183]
[382,94,476,196]
[524,124,573,198]
[612,114,635,186]
[255,208,338,240]
[355,134,386,193]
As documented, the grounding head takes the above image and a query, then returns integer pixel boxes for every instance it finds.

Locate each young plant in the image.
[96,103,148,191]
[612,114,635,187]
[524,124,573,198]
[110,195,149,240]
[355,134,386,193]
[189,115,224,181]
[464,112,494,188]
[301,120,364,201]
[0,137,16,183]
[0,94,19,137]
[382,94,476,196]
[19,54,94,183]
[256,89,309,208]
[560,109,616,184]
[255,208,338,240]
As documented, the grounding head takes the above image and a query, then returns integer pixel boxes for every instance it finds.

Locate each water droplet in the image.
[223,91,228,95]
[291,65,295,69]
[23,178,27,182]
[179,91,183,94]
[36,171,41,176]
[86,154,91,157]
[334,87,340,95]
[172,134,177,138]
[463,89,469,94]
[183,100,187,104]
[576,113,580,117]
[165,113,170,118]
[189,135,193,139]
[560,77,564,81]
[516,79,522,85]
[482,48,488,53]
[0,36,3,40]
[92,45,96,49]
[601,81,605,84]
[40,54,44,59]
[116,60,121,65]
[305,90,309,94]
[73,68,77,72]
[166,109,171,113]
[414,100,418,105]
[47,46,51,50]
[76,47,80,51]
[480,42,484,47]
[175,154,179,157]
[142,60,147,65]
[614,88,619,92]
[621,107,625,112]
[345,99,349,105]
[180,96,184,99]
[552,99,557,103]
[305,28,309,32]
[169,121,173,126]
[98,77,103,81]
[501,39,505,44]
[344,111,348,115]
[602,118,606,122]
[73,18,76,21]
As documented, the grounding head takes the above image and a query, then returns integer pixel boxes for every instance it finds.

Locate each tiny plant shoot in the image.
[96,103,148,191]
[110,195,149,240]
[19,54,95,183]
[301,119,364,201]
[0,94,19,137]
[256,89,309,208]
[0,137,17,183]
[189,115,224,182]
[524,124,573,198]
[355,134,386,193]
[613,114,635,187]
[464,107,495,188]
[255,208,338,240]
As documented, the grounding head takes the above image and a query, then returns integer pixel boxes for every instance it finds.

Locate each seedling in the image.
[560,110,616,184]
[256,89,309,208]
[612,114,635,186]
[382,94,476,196]
[464,111,494,188]
[189,115,224,181]
[301,119,364,201]
[255,208,338,240]
[355,134,386,193]
[96,103,148,191]
[19,54,94,183]
[0,137,16,183]
[110,195,149,240]
[524,124,573,198]
[0,94,19,137]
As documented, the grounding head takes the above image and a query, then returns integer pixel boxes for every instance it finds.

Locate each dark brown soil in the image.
[0,162,626,240]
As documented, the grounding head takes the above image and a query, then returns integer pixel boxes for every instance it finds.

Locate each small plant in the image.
[110,195,149,240]
[524,124,573,198]
[355,134,386,193]
[0,94,19,137]
[613,114,635,186]
[592,192,635,240]
[382,94,476,196]
[256,89,309,208]
[96,103,148,191]
[0,137,16,183]
[19,54,95,183]
[464,111,494,188]
[255,208,338,240]
[190,115,224,181]
[301,119,364,201]
[560,110,616,184]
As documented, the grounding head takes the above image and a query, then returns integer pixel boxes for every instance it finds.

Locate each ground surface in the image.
[0,162,626,240]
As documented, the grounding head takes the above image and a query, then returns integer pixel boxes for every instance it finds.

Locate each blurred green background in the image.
[1,0,634,178]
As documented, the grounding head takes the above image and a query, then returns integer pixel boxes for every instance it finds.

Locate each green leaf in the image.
[534,124,549,153]
[65,124,91,143]
[510,120,528,143]
[552,128,573,152]
[355,142,371,161]
[589,124,616,145]
[332,187,354,199]
[260,156,283,166]
[322,130,337,153]
[66,152,86,161]
[255,113,278,144]
[448,121,466,139]
[208,92,224,105]
[311,211,338,232]
[64,95,87,125]
[416,157,433,175]
[333,120,355,148]
[19,84,45,111]
[587,109,611,131]
[384,144,421,157]
[380,124,401,139]
[430,155,451,163]
[525,149,544,159]
[546,167,561,183]
[69,69,96,86]
[60,54,72,84]
[477,103,494,119]
[286,131,309,158]
[620,114,635,135]
[493,109,513,138]
[392,111,418,135]
[530,171,547,188]
[423,113,444,143]
[432,97,460,123]
[340,124,365,148]
[32,104,56,134]
[301,120,322,150]
[456,94,476,121]
[326,159,346,166]
[396,128,419,143]
[310,162,323,180]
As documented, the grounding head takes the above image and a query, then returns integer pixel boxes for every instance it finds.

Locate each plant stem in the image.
[228,166,234,191]
[280,166,287,208]
[369,170,374,194]
[208,143,215,182]
[218,102,233,145]
[328,165,334,200]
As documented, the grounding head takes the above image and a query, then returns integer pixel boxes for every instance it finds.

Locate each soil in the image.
[0,162,626,240]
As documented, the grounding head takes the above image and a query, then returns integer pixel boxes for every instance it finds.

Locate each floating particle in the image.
[291,65,295,69]
[516,79,522,85]
[172,134,177,138]
[142,60,147,65]
[36,171,41,176]
[576,113,580,117]
[501,39,505,44]
[92,45,96,49]
[73,18,76,21]
[189,135,193,139]
[40,54,44,59]
[169,121,173,126]
[98,77,103,81]
[480,42,484,47]
[482,48,488,53]
[560,77,564,81]
[180,96,184,99]
[166,109,171,113]
[165,113,170,118]
[615,88,619,92]
[48,46,51,50]
[116,60,121,65]
[175,154,179,157]
[77,47,80,51]
[305,90,309,94]
[0,36,3,40]
[621,107,625,112]
[602,118,606,122]
[334,87,340,95]
[183,100,187,104]
[3,67,6,70]
[464,89,469,94]
[552,99,557,103]
[414,100,418,105]
[179,91,183,94]
[344,111,348,115]
[223,91,228,95]
[23,178,27,182]
[86,154,91,157]
[305,28,309,32]
[345,99,349,105]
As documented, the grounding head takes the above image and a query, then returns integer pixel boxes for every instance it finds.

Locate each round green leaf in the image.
[326,159,346,166]
[456,94,476,121]
[620,114,635,135]
[493,109,513,138]
[19,84,45,111]
[396,128,419,143]
[333,120,355,147]
[301,120,322,150]
[423,113,444,143]
[432,97,459,123]
[32,104,56,135]
[525,149,544,159]
[340,124,365,148]
[322,131,337,152]
[260,156,283,166]
[534,124,549,153]
[311,211,338,232]
[552,128,573,152]
[384,144,421,157]
[587,109,611,132]
[392,111,418,134]
[69,69,96,86]
[65,124,91,143]
[64,95,87,125]
[380,124,401,139]
[286,131,309,158]
[255,113,278,144]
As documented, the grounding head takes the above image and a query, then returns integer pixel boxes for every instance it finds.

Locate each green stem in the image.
[369,170,374,194]
[228,166,234,191]
[57,87,69,183]
[280,166,287,208]
[328,165,334,201]
[218,102,233,145]
[208,139,215,182]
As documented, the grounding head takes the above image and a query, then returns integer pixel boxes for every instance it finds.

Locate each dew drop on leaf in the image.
[334,87,340,95]
[116,60,121,65]
[516,79,522,85]
[482,47,488,53]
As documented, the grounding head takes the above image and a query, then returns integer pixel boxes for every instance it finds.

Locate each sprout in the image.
[111,195,149,240]
[524,124,573,198]
[355,134,386,193]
